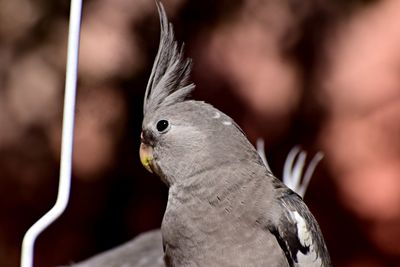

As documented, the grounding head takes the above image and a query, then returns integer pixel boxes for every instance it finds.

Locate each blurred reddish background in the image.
[1,0,400,266]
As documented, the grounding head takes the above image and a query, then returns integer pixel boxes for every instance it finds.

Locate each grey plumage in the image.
[139,2,331,266]
[143,2,194,115]
[66,147,325,267]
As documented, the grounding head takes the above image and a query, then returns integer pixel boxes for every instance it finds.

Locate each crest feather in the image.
[143,2,195,115]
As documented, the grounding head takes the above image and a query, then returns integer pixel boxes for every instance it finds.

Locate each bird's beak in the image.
[140,133,154,173]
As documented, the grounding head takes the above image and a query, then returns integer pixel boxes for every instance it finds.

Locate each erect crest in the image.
[143,2,195,115]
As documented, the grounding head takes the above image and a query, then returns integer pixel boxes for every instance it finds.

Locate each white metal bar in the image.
[20,0,83,266]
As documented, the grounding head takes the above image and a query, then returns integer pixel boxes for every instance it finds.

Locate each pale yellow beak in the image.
[140,142,154,173]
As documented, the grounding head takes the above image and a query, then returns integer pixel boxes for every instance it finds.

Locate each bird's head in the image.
[140,2,261,186]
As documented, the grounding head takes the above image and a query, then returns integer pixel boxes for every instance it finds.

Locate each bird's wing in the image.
[66,230,165,267]
[267,190,331,267]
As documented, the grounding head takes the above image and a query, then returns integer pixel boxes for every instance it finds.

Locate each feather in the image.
[143,2,195,115]
[268,190,331,267]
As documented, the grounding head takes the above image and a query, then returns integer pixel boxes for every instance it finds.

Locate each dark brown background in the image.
[1,0,399,266]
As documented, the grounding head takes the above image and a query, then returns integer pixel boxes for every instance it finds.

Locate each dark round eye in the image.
[156,119,170,133]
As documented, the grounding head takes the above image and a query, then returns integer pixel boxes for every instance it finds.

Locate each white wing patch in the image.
[290,211,322,266]
[291,211,310,247]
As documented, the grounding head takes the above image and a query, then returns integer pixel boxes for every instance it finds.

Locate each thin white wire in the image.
[20,0,82,266]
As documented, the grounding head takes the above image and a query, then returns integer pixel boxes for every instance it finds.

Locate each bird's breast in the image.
[161,185,288,266]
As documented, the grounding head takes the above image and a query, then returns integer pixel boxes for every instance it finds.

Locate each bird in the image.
[67,145,325,267]
[138,2,331,266]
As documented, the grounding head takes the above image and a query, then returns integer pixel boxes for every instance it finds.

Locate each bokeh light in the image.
[1,0,399,266]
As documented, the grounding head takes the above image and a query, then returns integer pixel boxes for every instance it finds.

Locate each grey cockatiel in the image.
[66,146,324,267]
[66,146,325,267]
[138,2,331,266]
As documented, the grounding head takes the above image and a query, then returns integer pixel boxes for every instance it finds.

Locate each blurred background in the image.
[1,0,400,266]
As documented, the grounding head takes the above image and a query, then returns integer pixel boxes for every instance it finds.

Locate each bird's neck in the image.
[161,161,276,264]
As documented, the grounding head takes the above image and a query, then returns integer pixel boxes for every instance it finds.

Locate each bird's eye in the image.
[156,119,170,133]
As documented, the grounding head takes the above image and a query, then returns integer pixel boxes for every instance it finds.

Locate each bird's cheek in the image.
[140,142,154,173]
